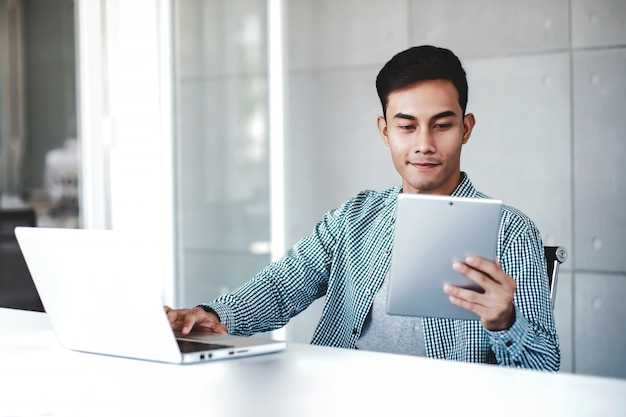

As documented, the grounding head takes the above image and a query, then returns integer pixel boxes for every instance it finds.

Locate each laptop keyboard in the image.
[176,338,233,353]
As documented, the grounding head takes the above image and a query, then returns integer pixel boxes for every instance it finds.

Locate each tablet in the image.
[386,193,503,320]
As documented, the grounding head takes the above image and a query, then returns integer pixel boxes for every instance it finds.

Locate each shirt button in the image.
[365,289,371,296]
[505,341,513,347]
[352,328,358,335]
[514,360,521,366]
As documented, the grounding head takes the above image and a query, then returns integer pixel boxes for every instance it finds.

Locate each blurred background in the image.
[0,0,624,378]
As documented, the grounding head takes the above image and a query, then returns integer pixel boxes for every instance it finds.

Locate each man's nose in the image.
[412,129,436,153]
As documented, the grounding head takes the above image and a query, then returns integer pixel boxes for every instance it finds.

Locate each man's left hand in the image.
[443,256,516,331]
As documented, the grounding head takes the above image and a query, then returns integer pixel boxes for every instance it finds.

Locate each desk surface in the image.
[1,307,625,417]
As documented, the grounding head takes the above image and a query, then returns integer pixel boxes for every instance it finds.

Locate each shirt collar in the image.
[451,172,477,198]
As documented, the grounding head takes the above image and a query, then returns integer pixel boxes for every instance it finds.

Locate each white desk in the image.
[1,307,625,417]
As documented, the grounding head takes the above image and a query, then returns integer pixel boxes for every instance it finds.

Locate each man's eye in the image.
[399,125,414,130]
[434,123,451,129]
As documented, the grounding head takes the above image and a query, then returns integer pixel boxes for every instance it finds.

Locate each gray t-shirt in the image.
[356,273,426,356]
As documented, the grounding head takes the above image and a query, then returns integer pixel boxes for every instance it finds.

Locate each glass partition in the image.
[0,0,78,228]
[172,0,270,307]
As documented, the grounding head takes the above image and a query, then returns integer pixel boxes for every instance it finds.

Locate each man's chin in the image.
[403,180,440,194]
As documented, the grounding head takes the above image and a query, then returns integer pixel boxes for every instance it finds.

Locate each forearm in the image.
[202,273,294,336]
[203,240,332,335]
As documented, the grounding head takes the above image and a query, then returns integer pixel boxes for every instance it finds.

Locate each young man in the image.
[166,45,560,371]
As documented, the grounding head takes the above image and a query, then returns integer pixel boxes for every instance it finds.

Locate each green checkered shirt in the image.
[204,173,560,371]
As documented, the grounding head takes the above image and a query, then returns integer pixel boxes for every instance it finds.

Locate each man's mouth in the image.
[409,160,440,168]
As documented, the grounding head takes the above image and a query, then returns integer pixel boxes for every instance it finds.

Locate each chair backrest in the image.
[0,208,36,231]
[544,246,567,305]
[0,209,44,311]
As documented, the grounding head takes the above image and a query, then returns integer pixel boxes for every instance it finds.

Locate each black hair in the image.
[375,45,468,119]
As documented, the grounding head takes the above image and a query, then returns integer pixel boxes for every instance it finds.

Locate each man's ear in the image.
[462,113,476,144]
[377,116,390,147]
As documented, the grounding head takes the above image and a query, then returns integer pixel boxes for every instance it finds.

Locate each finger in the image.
[464,256,505,282]
[182,313,200,335]
[446,274,516,330]
[164,306,184,327]
[452,261,492,292]
[166,309,194,331]
[447,265,514,308]
[454,258,509,292]
[164,306,177,323]
[198,322,229,335]
[464,257,517,301]
[164,306,175,322]
[214,324,228,334]
[445,286,507,324]
[179,308,214,334]
[444,283,487,308]
[445,287,486,317]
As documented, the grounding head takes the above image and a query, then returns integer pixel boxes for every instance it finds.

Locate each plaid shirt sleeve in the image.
[485,206,560,370]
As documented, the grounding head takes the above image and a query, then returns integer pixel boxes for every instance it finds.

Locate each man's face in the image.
[377,79,475,195]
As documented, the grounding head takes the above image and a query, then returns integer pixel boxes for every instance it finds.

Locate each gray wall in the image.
[175,0,626,378]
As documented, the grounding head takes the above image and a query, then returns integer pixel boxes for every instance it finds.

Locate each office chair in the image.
[0,208,44,312]
[544,246,567,305]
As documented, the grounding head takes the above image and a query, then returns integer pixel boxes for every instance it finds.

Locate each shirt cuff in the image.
[197,302,234,333]
[484,305,530,362]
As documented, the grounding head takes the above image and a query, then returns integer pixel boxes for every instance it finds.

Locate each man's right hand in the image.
[164,306,229,335]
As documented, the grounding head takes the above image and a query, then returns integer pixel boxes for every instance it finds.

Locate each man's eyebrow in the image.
[392,110,458,121]
[432,110,457,120]
[392,112,417,121]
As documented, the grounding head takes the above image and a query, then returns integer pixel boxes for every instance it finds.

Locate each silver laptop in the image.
[387,194,503,321]
[14,226,286,364]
